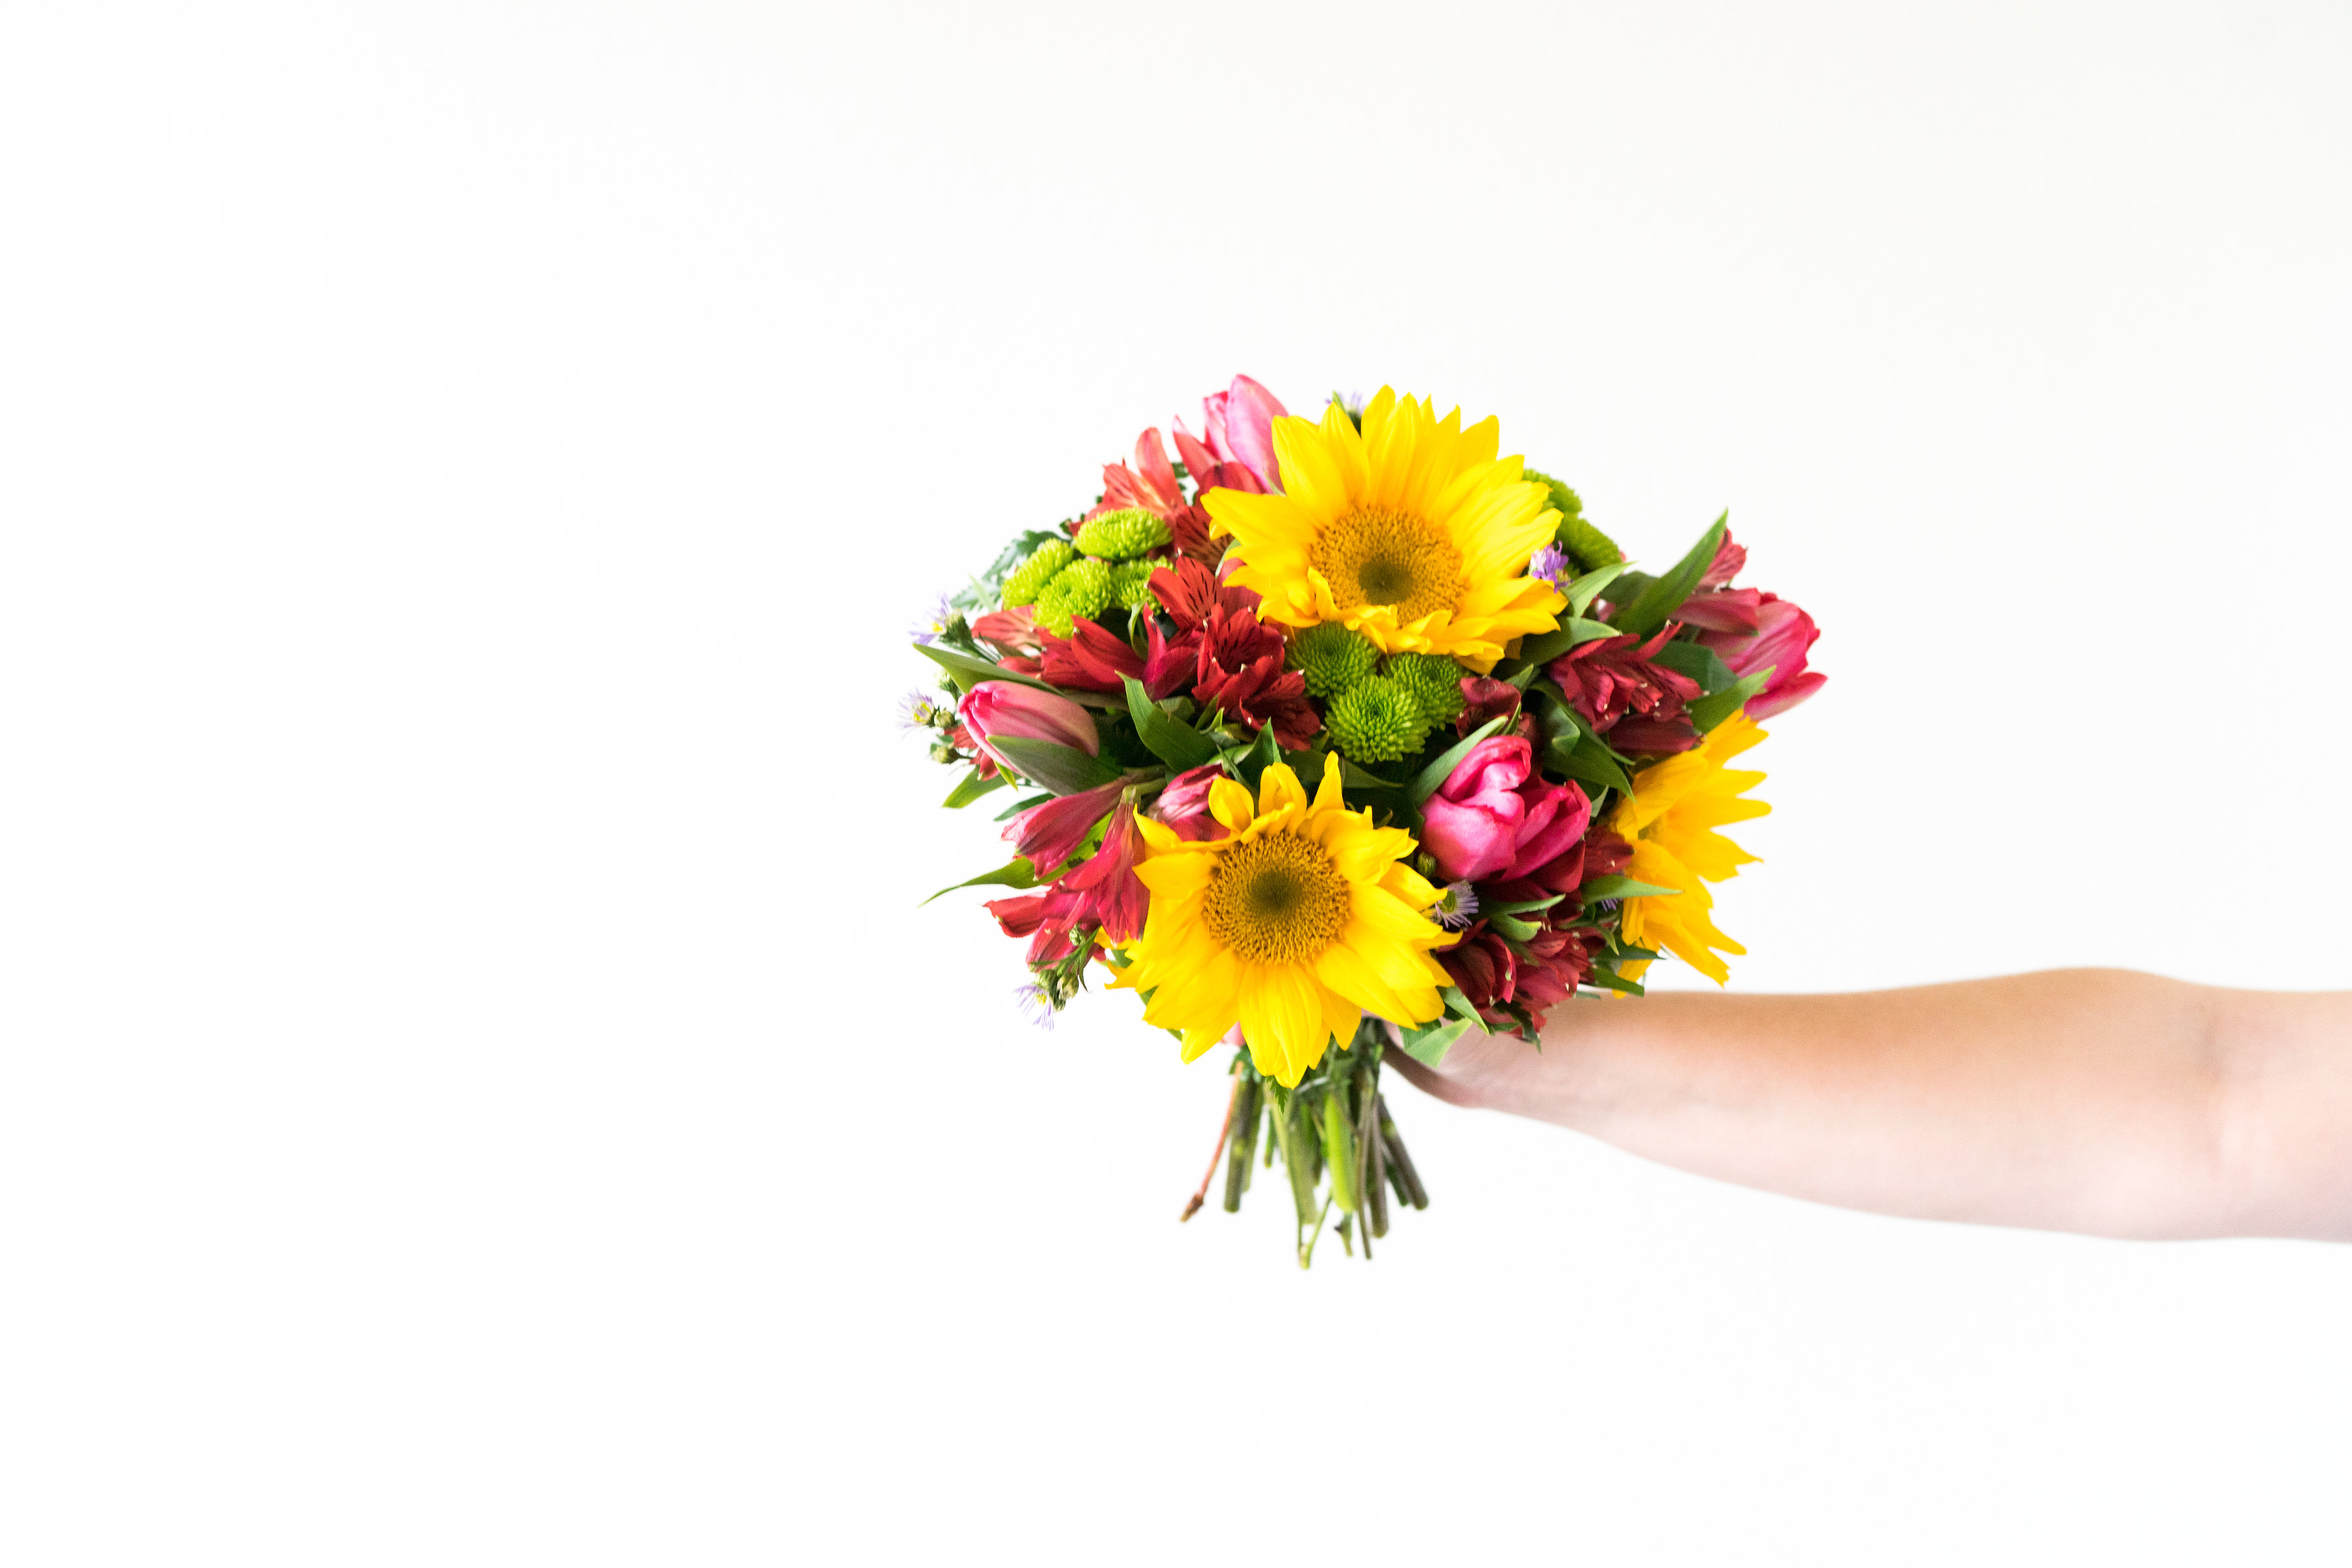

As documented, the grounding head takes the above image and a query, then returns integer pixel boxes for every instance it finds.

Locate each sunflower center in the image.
[1311,508,1465,623]
[1201,832,1352,966]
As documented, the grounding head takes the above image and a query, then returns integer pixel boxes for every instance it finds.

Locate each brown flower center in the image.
[1310,508,1465,623]
[1201,832,1352,965]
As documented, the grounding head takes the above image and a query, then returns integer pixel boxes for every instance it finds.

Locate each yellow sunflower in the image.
[1110,753,1454,1086]
[1607,711,1771,985]
[1203,389,1566,674]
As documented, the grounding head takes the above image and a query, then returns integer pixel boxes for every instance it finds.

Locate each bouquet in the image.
[907,378,1825,1266]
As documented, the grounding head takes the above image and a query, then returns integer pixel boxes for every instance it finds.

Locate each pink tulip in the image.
[1419,736,1591,887]
[956,681,1100,776]
[1695,593,1826,720]
[1189,375,1288,493]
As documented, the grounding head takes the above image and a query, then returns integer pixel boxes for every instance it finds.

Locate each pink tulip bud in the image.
[1198,374,1289,493]
[1420,736,1592,887]
[956,681,1100,776]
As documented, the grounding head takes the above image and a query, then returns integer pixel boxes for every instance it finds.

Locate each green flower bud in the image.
[1324,676,1432,765]
[1526,466,1624,575]
[1383,652,1468,726]
[1286,621,1380,698]
[1073,508,1173,561]
[1001,538,1076,608]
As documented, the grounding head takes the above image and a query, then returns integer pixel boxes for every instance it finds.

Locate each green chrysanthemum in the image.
[1002,538,1076,609]
[1110,560,1159,612]
[1286,621,1380,698]
[1324,676,1433,766]
[1073,508,1172,561]
[1384,652,1468,727]
[1035,557,1117,638]
[1526,467,1623,576]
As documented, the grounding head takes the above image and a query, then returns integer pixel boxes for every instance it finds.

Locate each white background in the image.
[3,3,2348,1563]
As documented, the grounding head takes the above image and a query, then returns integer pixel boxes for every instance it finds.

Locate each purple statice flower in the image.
[1013,982,1058,1032]
[1432,880,1482,931]
[1528,543,1569,585]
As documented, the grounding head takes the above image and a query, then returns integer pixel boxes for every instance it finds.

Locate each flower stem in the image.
[1180,1073,1243,1222]
[1221,1075,1260,1213]
[1377,1094,1428,1211]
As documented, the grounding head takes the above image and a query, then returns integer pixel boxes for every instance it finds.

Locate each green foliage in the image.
[941,769,1007,809]
[1688,669,1771,733]
[1648,640,1737,695]
[987,735,1120,795]
[1383,653,1468,727]
[1122,676,1221,770]
[1612,514,1729,640]
[1324,676,1431,765]
[1000,538,1075,609]
[922,857,1043,905]
[1073,508,1172,561]
[1287,621,1380,698]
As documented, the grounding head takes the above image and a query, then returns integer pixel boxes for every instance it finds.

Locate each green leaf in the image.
[1482,893,1565,916]
[1546,735,1634,798]
[1488,913,1543,942]
[992,791,1051,821]
[1405,713,1513,805]
[1565,561,1630,617]
[1121,676,1220,771]
[988,735,1121,796]
[1648,640,1737,696]
[1340,759,1401,791]
[921,858,1041,905]
[1228,726,1281,792]
[910,639,1055,696]
[942,769,1009,809]
[1503,662,1538,691]
[1400,1013,1480,1068]
[1688,669,1772,733]
[1580,965,1647,996]
[1612,514,1728,640]
[1441,985,1490,1029]
[1514,617,1624,665]
[1580,874,1681,901]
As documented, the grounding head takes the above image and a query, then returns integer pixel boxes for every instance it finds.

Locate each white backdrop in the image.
[5,3,2349,1563]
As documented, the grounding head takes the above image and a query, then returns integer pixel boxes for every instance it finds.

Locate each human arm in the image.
[1382,968,2352,1240]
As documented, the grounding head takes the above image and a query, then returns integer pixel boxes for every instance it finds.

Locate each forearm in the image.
[1388,970,2352,1240]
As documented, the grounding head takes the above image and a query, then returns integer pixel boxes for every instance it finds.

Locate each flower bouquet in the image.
[907,378,1824,1266]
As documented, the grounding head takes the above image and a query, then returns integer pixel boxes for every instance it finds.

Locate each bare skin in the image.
[1382,970,2352,1241]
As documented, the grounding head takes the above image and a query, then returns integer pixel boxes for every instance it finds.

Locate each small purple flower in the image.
[1013,982,1058,1032]
[898,689,949,733]
[1432,880,1482,930]
[912,591,956,646]
[1528,544,1569,585]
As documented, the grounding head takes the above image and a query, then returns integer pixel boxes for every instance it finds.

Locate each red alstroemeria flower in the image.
[1548,627,1703,745]
[1150,763,1226,842]
[971,605,1043,656]
[1002,779,1125,874]
[1056,804,1150,941]
[1036,617,1147,694]
[1145,559,1320,747]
